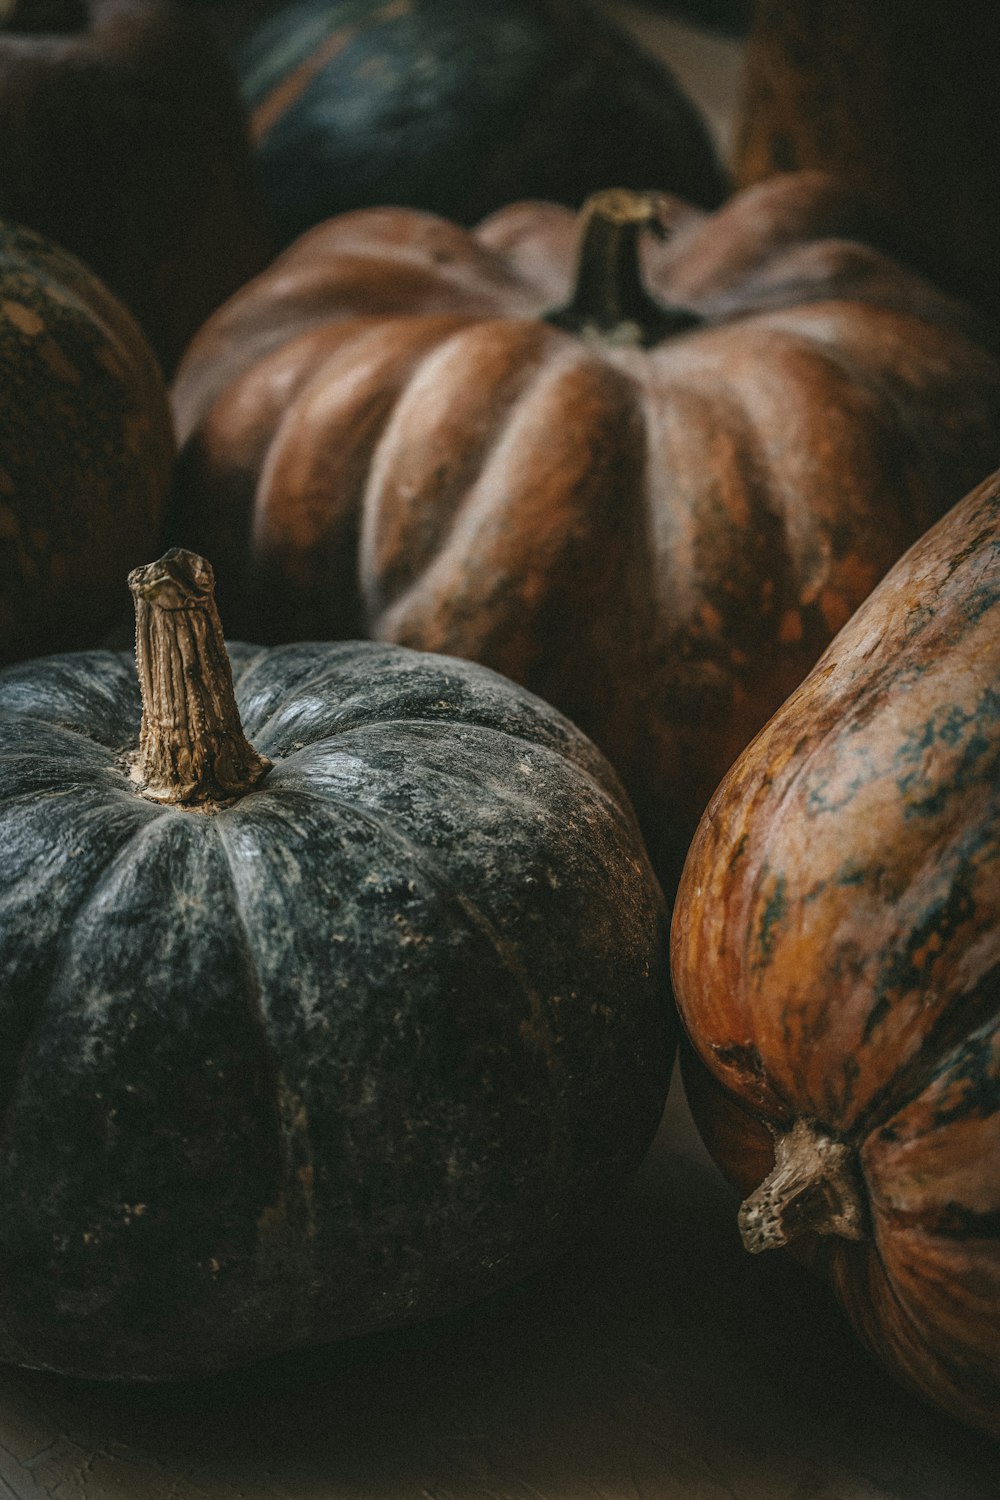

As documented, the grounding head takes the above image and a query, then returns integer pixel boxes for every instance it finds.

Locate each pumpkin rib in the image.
[0,799,163,1142]
[254,315,486,567]
[175,235,532,434]
[711,570,1000,1077]
[233,643,627,798]
[311,714,633,823]
[704,312,950,524]
[368,340,645,654]
[233,775,570,1104]
[833,1218,1000,1434]
[853,921,1000,1144]
[0,651,143,751]
[361,319,575,615]
[743,303,999,494]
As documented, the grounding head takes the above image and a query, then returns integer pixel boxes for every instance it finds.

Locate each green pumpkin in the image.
[0,549,670,1380]
[226,0,726,248]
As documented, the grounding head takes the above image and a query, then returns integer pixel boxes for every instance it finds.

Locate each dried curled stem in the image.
[738,1117,867,1254]
[129,548,270,807]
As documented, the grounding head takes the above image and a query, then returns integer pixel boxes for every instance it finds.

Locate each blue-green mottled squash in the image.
[229,0,726,248]
[671,471,1000,1434]
[0,548,671,1381]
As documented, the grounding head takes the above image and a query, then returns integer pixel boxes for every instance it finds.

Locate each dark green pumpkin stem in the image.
[129,548,270,807]
[0,0,88,32]
[546,188,701,348]
[738,1118,867,1254]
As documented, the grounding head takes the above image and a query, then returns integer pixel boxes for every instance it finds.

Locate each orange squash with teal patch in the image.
[0,219,173,665]
[671,469,1000,1435]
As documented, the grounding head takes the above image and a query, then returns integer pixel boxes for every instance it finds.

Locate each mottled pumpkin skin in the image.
[171,172,1000,889]
[671,471,1000,1434]
[0,640,670,1380]
[0,0,268,373]
[0,221,173,666]
[228,0,725,249]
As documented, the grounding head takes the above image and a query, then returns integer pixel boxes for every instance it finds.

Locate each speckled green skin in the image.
[0,220,172,666]
[0,640,671,1380]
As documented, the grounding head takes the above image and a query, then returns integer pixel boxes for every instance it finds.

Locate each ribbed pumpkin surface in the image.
[671,470,1000,1435]
[172,172,1000,888]
[0,639,670,1379]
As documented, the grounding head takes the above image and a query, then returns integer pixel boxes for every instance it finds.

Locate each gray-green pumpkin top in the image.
[0,549,671,1380]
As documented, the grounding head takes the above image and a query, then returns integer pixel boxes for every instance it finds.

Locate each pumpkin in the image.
[0,0,269,373]
[225,0,726,249]
[0,219,173,667]
[670,470,1000,1435]
[171,171,1000,890]
[734,0,1000,338]
[0,547,670,1380]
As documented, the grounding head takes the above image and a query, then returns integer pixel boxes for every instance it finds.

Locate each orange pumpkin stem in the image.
[738,1118,867,1254]
[546,187,700,347]
[129,548,271,807]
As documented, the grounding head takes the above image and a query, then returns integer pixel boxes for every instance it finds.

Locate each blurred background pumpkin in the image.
[0,0,269,374]
[0,219,172,665]
[179,0,728,248]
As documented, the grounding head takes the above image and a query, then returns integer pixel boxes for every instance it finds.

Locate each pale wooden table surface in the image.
[3,10,996,1498]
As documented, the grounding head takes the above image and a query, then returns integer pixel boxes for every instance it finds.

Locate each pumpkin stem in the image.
[738,1118,867,1254]
[129,548,271,807]
[0,0,88,32]
[545,188,701,347]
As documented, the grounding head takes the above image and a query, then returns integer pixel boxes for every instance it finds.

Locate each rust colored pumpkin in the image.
[0,0,268,374]
[671,470,1000,1435]
[0,219,173,665]
[171,172,1000,889]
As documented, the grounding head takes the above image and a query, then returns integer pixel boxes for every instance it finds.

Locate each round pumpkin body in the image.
[0,220,173,666]
[227,0,726,248]
[0,0,268,373]
[671,470,1000,1435]
[171,172,1000,889]
[0,609,670,1379]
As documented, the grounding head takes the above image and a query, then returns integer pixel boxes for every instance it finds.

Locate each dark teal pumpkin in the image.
[0,550,670,1380]
[228,0,726,248]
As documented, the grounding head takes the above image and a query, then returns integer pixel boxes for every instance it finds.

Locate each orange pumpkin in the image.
[0,219,173,665]
[171,172,1000,888]
[671,470,1000,1435]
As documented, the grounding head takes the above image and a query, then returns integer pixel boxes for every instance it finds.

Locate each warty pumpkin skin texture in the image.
[670,471,1000,1435]
[0,219,173,667]
[0,548,671,1381]
[0,0,268,374]
[171,171,1000,890]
